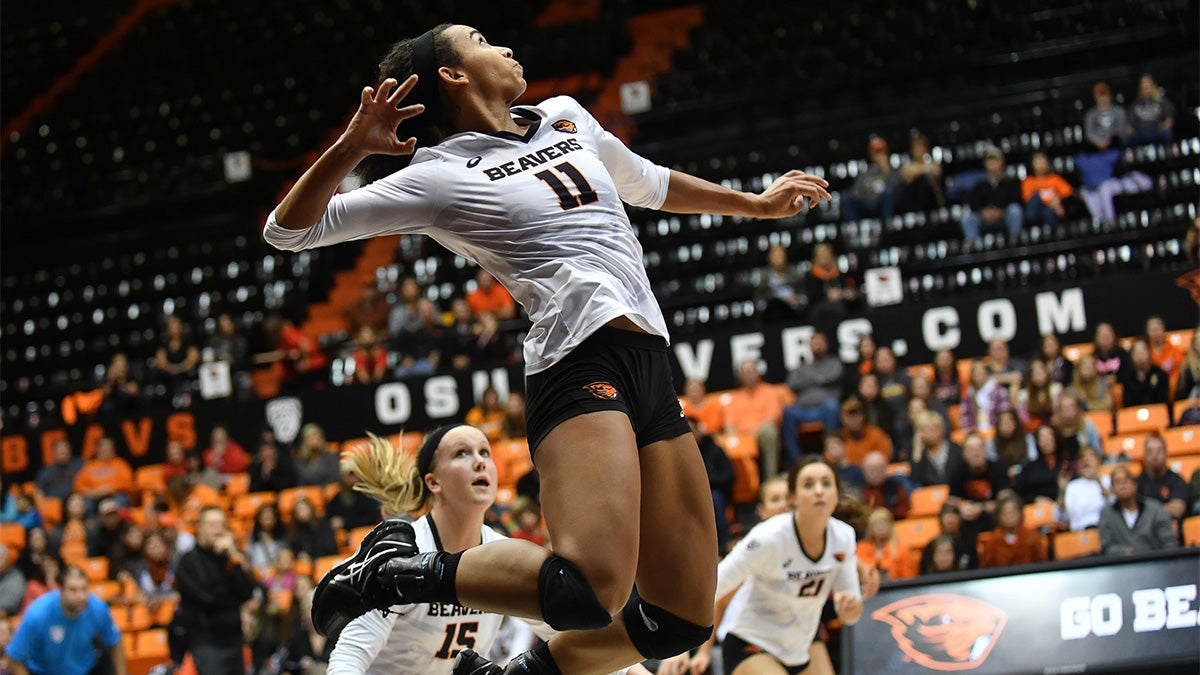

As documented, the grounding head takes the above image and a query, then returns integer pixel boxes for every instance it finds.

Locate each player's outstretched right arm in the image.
[274,76,423,232]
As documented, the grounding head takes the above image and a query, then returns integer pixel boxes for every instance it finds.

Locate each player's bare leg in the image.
[731,655,790,675]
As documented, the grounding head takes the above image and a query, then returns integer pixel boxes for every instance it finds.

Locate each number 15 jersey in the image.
[716,515,860,666]
[263,96,672,375]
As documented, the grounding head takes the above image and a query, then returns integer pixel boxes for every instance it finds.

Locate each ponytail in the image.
[341,432,428,516]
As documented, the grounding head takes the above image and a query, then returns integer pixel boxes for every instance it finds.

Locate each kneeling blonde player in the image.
[664,457,862,675]
[326,423,647,675]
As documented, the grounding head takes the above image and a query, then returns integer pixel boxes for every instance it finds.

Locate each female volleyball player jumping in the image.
[264,23,830,674]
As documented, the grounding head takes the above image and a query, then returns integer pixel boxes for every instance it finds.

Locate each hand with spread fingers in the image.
[341,74,426,157]
[756,169,833,218]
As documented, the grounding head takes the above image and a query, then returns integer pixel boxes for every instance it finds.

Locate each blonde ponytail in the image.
[341,432,428,516]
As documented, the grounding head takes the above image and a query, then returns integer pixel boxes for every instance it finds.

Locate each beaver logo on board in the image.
[872,593,1007,671]
[552,119,578,134]
[583,382,618,399]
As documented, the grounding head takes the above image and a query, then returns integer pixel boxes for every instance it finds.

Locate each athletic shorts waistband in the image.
[585,325,668,351]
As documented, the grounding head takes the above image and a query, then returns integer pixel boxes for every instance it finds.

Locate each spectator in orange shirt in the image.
[839,397,893,467]
[1021,151,1075,227]
[680,378,724,436]
[465,387,506,442]
[202,424,251,477]
[1146,315,1184,385]
[724,359,785,479]
[979,494,1048,569]
[465,270,516,320]
[857,507,916,581]
[73,437,134,508]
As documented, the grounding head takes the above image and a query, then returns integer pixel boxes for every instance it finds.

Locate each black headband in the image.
[406,29,444,132]
[417,422,467,476]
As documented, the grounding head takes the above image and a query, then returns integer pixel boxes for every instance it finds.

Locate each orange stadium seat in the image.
[893,517,939,554]
[1085,410,1114,438]
[279,486,325,519]
[401,430,426,454]
[314,554,342,582]
[37,496,62,527]
[717,434,761,504]
[1023,502,1057,530]
[1168,455,1200,483]
[1161,426,1200,456]
[225,473,250,498]
[322,482,342,503]
[1116,404,1169,435]
[1098,460,1142,478]
[492,437,533,493]
[59,540,88,564]
[1166,329,1194,352]
[1174,399,1199,422]
[90,580,122,603]
[1103,432,1150,459]
[1183,516,1200,547]
[113,604,153,634]
[0,523,27,554]
[233,491,277,520]
[346,525,375,552]
[133,627,171,660]
[1054,530,1101,560]
[82,556,109,582]
[152,598,178,627]
[908,485,949,518]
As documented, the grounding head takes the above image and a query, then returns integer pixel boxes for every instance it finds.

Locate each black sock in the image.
[504,641,562,675]
[431,551,463,605]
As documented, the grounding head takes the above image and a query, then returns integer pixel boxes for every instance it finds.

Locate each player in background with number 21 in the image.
[661,457,863,675]
[265,23,831,675]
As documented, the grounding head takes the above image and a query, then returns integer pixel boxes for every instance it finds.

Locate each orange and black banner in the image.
[845,549,1200,674]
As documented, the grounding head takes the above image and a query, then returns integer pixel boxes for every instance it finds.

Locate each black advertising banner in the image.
[667,269,1198,390]
[845,550,1200,674]
[3,270,1196,484]
[1,363,524,485]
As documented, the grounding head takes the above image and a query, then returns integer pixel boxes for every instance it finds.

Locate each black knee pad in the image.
[622,587,713,659]
[537,555,613,631]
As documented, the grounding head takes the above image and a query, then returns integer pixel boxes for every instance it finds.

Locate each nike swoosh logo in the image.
[638,602,659,632]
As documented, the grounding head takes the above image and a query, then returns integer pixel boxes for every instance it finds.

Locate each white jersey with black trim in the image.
[263,96,672,374]
[326,517,634,675]
[715,514,860,667]
[327,516,508,675]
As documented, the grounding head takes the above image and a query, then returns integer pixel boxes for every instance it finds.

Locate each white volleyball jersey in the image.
[715,515,860,667]
[327,515,508,675]
[263,96,672,374]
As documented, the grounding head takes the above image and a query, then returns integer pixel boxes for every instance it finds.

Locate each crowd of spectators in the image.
[680,314,1197,576]
[830,75,1172,249]
[0,374,550,672]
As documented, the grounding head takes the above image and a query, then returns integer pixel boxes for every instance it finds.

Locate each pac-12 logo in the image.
[872,593,1007,671]
[551,119,577,134]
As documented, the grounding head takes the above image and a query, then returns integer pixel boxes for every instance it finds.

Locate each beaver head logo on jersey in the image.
[872,594,1007,671]
[583,382,619,399]
[552,119,578,134]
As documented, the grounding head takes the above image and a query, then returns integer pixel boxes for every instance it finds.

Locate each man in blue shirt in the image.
[6,565,127,675]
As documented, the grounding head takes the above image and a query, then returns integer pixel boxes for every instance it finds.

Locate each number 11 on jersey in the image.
[534,161,597,210]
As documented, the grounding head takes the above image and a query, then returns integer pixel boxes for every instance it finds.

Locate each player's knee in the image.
[622,589,713,659]
[537,554,614,631]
